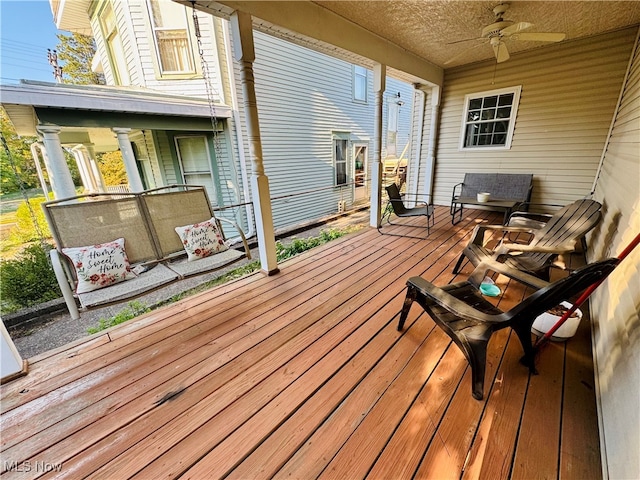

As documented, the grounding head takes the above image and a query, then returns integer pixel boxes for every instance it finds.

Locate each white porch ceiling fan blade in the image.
[444,40,487,65]
[513,32,567,42]
[492,41,510,63]
[500,21,533,36]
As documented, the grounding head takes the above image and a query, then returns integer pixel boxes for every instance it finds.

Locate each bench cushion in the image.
[78,263,179,308]
[166,249,245,278]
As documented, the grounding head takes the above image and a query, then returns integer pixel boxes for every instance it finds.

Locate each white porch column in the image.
[112,128,144,192]
[37,125,76,199]
[370,64,386,228]
[85,144,107,192]
[230,10,278,275]
[71,146,94,193]
[424,86,440,199]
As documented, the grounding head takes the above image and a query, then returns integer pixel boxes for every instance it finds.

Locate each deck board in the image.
[0,206,602,479]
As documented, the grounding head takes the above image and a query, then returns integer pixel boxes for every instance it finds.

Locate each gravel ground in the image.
[8,209,370,359]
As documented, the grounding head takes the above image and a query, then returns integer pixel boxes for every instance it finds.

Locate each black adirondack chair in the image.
[398,257,619,400]
[453,199,602,279]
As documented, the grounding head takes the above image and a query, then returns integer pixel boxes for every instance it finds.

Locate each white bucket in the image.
[531,301,583,341]
[477,192,491,202]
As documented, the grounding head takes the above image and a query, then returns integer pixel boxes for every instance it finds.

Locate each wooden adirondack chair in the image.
[398,258,619,400]
[452,199,602,279]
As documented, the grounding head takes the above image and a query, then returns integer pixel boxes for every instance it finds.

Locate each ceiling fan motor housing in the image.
[482,20,514,38]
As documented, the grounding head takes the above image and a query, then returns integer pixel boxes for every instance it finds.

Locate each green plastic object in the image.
[480,283,501,297]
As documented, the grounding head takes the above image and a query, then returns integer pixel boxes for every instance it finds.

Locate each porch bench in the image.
[450,173,533,225]
[43,185,251,320]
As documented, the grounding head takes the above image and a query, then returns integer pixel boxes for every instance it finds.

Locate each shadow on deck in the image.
[0,206,601,479]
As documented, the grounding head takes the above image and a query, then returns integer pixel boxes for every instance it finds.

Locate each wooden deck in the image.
[0,206,602,479]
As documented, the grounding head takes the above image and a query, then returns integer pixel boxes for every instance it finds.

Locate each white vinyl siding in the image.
[255,40,367,229]
[236,30,414,230]
[589,29,640,480]
[433,27,637,207]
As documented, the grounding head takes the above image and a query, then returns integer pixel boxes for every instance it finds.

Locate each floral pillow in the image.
[62,238,136,294]
[174,218,228,261]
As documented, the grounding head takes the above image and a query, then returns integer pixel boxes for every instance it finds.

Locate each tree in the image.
[97,151,128,186]
[0,109,38,193]
[56,33,105,85]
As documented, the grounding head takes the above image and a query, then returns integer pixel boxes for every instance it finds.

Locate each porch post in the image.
[230,10,278,275]
[71,146,96,193]
[370,63,386,228]
[112,128,144,192]
[424,86,440,199]
[37,125,76,199]
[85,144,107,192]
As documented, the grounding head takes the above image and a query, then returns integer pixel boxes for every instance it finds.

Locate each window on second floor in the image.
[147,0,195,75]
[99,2,131,86]
[460,86,521,150]
[353,65,368,103]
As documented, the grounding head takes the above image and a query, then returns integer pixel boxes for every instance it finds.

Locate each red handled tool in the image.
[535,232,640,349]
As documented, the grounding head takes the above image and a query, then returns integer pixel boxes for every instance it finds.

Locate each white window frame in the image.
[459,85,521,151]
[99,3,131,86]
[333,133,350,187]
[146,0,196,75]
[353,65,368,103]
[174,135,216,201]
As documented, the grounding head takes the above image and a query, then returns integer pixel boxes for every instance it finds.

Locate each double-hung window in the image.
[333,135,349,186]
[100,3,131,85]
[175,135,216,202]
[147,0,195,74]
[460,86,521,150]
[353,65,368,103]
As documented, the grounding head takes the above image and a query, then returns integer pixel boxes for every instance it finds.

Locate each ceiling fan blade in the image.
[514,32,567,42]
[492,41,510,63]
[501,21,533,36]
[447,36,483,45]
[444,40,488,65]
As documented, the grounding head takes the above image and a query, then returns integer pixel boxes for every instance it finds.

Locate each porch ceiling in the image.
[194,1,640,82]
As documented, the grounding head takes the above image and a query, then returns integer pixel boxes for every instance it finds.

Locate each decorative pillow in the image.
[62,238,136,294]
[174,218,228,261]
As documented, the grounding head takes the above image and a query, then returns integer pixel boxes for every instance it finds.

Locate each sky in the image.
[0,0,64,84]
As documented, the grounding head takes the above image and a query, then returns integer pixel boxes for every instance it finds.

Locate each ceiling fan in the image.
[446,3,566,64]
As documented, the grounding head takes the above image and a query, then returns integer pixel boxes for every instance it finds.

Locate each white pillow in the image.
[62,238,136,294]
[174,218,228,261]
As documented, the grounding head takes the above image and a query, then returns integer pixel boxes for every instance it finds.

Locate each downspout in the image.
[407,87,426,207]
[424,85,441,200]
[222,18,255,238]
[591,26,639,196]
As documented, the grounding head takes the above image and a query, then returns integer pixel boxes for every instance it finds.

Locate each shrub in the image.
[9,197,51,244]
[87,301,150,334]
[0,242,61,313]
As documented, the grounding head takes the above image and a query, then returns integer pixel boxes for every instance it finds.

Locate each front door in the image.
[353,144,368,202]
